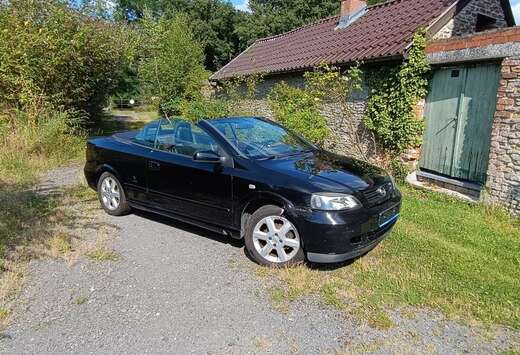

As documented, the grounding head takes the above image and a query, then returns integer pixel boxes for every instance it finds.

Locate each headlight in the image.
[310,193,361,211]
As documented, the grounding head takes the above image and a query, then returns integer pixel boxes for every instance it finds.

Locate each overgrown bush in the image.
[170,97,231,121]
[0,0,134,122]
[268,82,329,144]
[389,158,412,182]
[138,13,209,116]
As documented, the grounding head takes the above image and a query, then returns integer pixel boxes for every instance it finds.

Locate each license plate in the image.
[379,205,400,228]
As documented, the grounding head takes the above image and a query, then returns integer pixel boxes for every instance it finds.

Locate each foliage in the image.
[363,30,431,154]
[268,82,329,144]
[116,0,244,71]
[0,0,134,122]
[172,97,230,121]
[138,13,209,116]
[171,73,266,120]
[0,109,85,184]
[389,158,411,182]
[268,63,365,147]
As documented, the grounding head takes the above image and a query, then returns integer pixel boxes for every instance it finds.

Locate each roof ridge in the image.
[253,0,405,44]
[255,15,339,43]
[367,0,401,10]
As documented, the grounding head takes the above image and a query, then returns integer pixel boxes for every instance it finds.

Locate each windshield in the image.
[210,117,314,159]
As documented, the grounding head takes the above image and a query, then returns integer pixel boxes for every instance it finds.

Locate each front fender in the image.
[95,164,123,185]
[234,191,299,234]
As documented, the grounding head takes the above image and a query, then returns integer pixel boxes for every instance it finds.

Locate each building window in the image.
[475,14,497,32]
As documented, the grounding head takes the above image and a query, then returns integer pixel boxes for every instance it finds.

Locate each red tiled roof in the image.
[212,0,457,80]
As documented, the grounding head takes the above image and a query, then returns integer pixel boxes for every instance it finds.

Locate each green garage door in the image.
[420,64,500,184]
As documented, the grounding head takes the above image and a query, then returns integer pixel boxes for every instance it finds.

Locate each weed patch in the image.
[74,296,88,306]
[87,248,119,262]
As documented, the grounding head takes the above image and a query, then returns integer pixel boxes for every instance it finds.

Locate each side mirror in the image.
[193,150,223,164]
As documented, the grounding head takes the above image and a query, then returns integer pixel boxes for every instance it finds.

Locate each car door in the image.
[146,118,233,227]
[114,120,159,204]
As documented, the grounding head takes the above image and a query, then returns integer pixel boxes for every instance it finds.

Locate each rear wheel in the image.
[97,172,130,216]
[244,205,304,267]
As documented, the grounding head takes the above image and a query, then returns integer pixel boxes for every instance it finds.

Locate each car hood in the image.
[258,150,388,192]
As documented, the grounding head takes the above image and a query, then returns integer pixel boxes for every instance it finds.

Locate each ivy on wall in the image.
[363,30,431,154]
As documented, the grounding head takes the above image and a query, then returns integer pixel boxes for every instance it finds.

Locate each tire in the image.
[244,205,305,267]
[97,172,131,216]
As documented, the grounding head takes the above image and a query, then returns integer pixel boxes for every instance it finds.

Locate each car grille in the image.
[362,182,394,207]
[349,218,396,246]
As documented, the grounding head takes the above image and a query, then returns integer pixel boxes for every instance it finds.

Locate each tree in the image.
[138,13,208,115]
[116,0,243,71]
[0,0,134,121]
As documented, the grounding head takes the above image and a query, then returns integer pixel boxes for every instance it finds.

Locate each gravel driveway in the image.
[0,165,517,354]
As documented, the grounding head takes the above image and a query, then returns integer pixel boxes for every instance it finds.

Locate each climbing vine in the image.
[363,29,431,154]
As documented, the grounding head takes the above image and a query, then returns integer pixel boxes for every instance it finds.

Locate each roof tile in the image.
[212,0,456,80]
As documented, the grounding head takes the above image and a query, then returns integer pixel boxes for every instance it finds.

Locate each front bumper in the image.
[289,193,401,264]
[306,227,393,263]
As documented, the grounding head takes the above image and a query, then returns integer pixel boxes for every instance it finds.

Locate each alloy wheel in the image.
[100,176,121,211]
[252,216,301,263]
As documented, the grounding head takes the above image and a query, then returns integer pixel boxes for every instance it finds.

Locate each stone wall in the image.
[484,56,520,215]
[433,0,508,40]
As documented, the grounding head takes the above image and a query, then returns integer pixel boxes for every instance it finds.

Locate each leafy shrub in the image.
[0,0,134,122]
[268,82,329,144]
[363,30,430,154]
[138,13,209,115]
[389,158,411,182]
[169,97,231,121]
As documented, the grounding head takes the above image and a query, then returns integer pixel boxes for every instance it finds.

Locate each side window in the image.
[133,121,159,147]
[151,119,220,156]
[173,121,219,157]
[155,118,176,152]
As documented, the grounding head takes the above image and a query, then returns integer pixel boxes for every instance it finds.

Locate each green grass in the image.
[258,185,520,329]
[87,248,119,262]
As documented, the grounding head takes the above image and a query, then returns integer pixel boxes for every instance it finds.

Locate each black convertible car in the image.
[84,116,401,266]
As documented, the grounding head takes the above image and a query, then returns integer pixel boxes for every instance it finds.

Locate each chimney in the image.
[336,0,367,29]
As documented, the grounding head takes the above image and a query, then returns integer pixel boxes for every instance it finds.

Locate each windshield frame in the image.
[205,116,316,160]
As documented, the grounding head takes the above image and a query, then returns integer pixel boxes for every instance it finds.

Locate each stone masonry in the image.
[485,56,520,215]
[434,0,508,39]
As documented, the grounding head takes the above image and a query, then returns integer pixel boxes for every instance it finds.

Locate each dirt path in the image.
[0,165,517,354]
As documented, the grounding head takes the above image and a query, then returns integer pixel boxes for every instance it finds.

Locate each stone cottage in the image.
[211,0,520,215]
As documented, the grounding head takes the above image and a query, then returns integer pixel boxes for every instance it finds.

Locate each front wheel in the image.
[244,205,304,267]
[97,172,131,216]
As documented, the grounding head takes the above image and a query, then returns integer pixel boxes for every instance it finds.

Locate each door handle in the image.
[149,161,161,170]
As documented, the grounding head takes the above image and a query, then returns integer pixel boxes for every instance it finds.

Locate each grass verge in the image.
[257,185,520,330]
